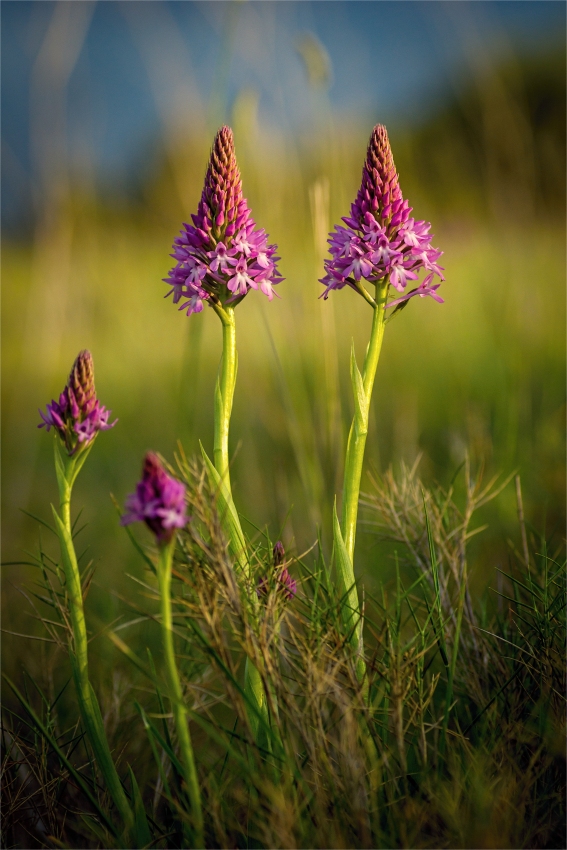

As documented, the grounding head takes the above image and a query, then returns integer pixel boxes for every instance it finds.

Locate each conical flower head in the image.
[196,126,250,243]
[320,123,445,309]
[164,126,283,317]
[68,350,96,415]
[352,124,404,231]
[38,350,116,456]
[121,452,187,544]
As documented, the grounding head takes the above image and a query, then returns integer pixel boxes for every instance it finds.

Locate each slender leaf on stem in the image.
[350,340,368,430]
[333,499,366,687]
[200,443,247,574]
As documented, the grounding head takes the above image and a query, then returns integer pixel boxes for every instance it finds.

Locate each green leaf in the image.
[214,371,224,418]
[68,441,94,488]
[53,438,67,496]
[18,509,57,536]
[50,507,79,579]
[244,656,267,741]
[87,681,110,741]
[200,442,248,574]
[135,701,186,782]
[135,701,174,800]
[350,340,368,431]
[128,765,152,848]
[332,499,362,654]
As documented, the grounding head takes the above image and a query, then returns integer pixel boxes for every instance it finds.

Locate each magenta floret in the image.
[320,125,444,309]
[164,126,283,316]
[121,453,187,544]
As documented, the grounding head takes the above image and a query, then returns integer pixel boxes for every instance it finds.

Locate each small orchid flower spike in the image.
[38,350,116,456]
[321,124,444,310]
[121,453,188,544]
[165,126,283,317]
[122,452,202,842]
[39,351,136,833]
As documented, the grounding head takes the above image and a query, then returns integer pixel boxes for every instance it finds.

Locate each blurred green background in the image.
[2,2,565,651]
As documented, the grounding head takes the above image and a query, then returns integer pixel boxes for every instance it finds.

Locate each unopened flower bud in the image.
[273,541,285,567]
[258,542,297,601]
[68,349,96,413]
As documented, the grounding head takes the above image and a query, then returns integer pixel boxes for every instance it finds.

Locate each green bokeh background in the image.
[2,6,565,671]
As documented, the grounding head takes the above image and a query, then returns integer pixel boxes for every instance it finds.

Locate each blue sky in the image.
[2,1,564,226]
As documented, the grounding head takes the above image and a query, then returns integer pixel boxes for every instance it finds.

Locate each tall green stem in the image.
[210,302,270,743]
[341,281,388,562]
[157,540,204,847]
[213,304,237,493]
[333,281,388,690]
[52,443,135,842]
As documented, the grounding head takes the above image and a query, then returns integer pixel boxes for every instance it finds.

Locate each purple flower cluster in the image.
[121,453,187,543]
[257,541,297,601]
[38,350,116,455]
[321,125,444,309]
[165,126,283,317]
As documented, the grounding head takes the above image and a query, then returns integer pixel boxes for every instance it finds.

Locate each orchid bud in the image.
[38,350,116,456]
[258,541,297,601]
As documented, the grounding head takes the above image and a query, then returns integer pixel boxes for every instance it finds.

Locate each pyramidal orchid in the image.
[165,125,282,318]
[323,125,445,692]
[164,127,276,746]
[39,352,138,841]
[165,126,282,495]
[321,124,444,310]
[121,453,203,845]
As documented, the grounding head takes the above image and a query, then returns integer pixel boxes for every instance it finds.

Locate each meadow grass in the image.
[2,66,565,847]
[2,454,565,848]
